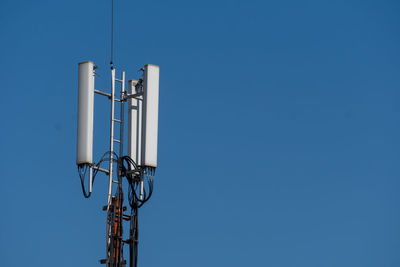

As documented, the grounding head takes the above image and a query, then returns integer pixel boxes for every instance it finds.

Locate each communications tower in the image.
[75,2,160,266]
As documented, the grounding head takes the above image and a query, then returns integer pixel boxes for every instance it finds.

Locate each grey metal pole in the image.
[108,68,116,207]
[106,68,116,267]
[119,71,125,158]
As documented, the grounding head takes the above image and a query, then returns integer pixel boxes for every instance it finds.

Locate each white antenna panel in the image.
[128,80,142,166]
[141,64,159,169]
[76,61,95,165]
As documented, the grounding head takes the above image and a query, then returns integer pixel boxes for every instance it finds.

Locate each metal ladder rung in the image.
[113,119,122,123]
[113,139,120,143]
[112,180,119,184]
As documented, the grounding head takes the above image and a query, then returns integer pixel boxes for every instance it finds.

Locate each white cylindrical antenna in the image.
[128,80,142,166]
[141,64,160,170]
[76,61,95,165]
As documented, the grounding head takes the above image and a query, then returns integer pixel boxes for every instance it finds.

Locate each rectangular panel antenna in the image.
[141,64,160,169]
[128,80,141,166]
[76,61,95,165]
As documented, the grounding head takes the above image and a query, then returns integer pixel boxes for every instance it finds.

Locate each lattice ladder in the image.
[104,68,127,267]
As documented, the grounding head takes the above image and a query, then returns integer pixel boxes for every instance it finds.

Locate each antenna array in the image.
[76,3,160,262]
[77,60,160,267]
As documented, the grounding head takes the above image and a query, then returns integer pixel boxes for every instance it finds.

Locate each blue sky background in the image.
[1,0,400,266]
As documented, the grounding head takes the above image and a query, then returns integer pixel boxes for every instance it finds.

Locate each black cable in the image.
[79,153,154,267]
[124,166,154,267]
[78,151,119,198]
[78,164,91,198]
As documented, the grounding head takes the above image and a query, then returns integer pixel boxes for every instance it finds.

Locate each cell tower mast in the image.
[76,2,160,266]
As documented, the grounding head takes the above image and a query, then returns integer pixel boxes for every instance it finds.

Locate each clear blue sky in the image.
[1,0,399,266]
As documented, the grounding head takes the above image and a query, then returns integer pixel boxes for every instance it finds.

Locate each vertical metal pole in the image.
[140,180,144,201]
[106,68,116,267]
[108,68,116,207]
[89,167,93,193]
[119,72,125,158]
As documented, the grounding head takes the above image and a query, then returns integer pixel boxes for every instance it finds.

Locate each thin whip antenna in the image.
[110,0,114,69]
